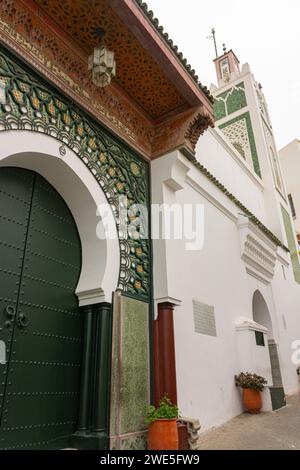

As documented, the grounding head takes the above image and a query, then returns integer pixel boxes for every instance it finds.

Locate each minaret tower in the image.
[211,47,300,281]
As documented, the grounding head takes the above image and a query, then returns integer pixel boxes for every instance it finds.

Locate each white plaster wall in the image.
[152,148,300,431]
[172,181,274,429]
[196,127,267,226]
[242,71,289,243]
[279,140,300,234]
[236,330,272,385]
[175,181,300,429]
[151,59,300,432]
[269,262,300,394]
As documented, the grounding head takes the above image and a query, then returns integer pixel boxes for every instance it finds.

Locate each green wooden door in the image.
[0,167,83,449]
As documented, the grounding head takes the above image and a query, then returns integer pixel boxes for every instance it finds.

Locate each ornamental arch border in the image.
[0,130,120,305]
[0,46,151,301]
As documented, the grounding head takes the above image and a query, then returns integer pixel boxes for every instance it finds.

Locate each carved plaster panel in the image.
[238,216,277,284]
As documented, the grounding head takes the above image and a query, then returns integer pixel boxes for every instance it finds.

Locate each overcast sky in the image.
[146,0,300,150]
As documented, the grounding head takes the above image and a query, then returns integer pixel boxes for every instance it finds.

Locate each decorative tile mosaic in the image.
[119,296,149,434]
[119,432,147,450]
[109,293,149,448]
[0,47,151,301]
[219,112,261,178]
[214,82,247,120]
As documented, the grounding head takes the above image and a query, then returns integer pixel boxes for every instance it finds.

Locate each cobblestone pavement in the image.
[197,395,300,450]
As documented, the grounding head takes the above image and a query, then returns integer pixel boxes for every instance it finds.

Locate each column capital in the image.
[155,296,182,307]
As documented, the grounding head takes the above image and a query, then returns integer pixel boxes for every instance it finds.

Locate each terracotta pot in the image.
[147,419,179,450]
[243,388,262,414]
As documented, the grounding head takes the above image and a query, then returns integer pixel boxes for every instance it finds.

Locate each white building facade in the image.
[279,140,300,247]
[152,49,300,431]
[1,0,300,449]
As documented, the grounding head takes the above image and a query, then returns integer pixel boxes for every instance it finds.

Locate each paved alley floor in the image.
[197,395,300,450]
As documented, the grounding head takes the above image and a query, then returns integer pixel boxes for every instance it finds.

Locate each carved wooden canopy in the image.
[0,0,214,158]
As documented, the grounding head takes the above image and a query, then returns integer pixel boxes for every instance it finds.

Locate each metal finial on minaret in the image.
[223,43,227,54]
[207,28,219,58]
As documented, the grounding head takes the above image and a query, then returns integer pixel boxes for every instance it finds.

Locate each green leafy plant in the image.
[235,372,267,392]
[145,394,179,425]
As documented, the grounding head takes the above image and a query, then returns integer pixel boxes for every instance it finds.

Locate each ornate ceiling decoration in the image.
[0,0,214,158]
[33,0,187,119]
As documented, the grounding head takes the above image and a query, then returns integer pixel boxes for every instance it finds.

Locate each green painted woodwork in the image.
[219,112,261,178]
[214,82,247,120]
[281,205,300,284]
[92,303,112,435]
[0,45,150,302]
[0,167,83,449]
[269,387,286,411]
[77,306,94,434]
[74,302,112,450]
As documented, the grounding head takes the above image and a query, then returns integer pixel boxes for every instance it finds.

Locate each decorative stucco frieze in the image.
[152,105,214,158]
[0,5,154,157]
[0,1,214,159]
[237,216,277,284]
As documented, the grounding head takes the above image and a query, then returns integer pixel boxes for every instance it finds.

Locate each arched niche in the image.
[252,289,274,339]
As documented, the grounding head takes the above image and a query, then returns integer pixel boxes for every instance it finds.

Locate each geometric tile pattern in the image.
[221,116,250,160]
[214,82,247,120]
[33,0,186,118]
[0,47,151,301]
[220,112,261,178]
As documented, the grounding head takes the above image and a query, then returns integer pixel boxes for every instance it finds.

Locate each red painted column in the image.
[153,302,177,407]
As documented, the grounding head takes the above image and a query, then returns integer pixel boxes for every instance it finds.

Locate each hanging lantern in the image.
[88,29,116,88]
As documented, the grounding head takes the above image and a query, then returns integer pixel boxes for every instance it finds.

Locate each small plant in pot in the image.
[235,372,267,414]
[145,394,179,450]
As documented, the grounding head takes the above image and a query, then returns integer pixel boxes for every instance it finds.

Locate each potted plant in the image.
[235,372,267,414]
[145,394,179,450]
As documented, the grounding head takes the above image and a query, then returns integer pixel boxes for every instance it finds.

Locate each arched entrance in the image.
[252,290,274,338]
[0,132,122,449]
[0,43,152,442]
[0,167,82,449]
[252,290,286,410]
